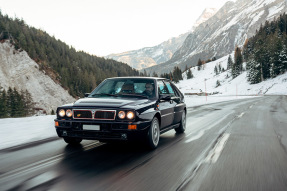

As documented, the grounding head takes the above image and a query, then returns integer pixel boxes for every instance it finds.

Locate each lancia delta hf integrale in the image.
[55,77,186,149]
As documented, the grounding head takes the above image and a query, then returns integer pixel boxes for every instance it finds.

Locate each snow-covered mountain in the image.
[106,8,217,70]
[191,8,218,32]
[106,33,189,70]
[144,0,287,75]
[0,41,75,113]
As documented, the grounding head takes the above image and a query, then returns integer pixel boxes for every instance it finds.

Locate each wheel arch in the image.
[154,112,161,127]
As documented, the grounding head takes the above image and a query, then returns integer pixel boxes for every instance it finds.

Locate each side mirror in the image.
[84,93,90,97]
[160,95,171,101]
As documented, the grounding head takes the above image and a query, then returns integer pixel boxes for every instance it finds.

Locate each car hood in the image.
[73,97,151,108]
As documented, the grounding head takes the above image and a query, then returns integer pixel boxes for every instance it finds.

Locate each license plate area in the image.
[83,124,100,131]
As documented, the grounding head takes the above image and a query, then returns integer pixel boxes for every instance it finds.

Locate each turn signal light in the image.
[128,125,137,130]
[55,121,59,127]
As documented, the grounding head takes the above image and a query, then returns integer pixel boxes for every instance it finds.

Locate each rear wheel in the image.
[147,117,160,149]
[175,110,186,133]
[63,137,82,145]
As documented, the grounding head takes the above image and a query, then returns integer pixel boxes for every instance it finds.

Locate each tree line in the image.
[0,87,35,118]
[0,11,141,98]
[243,13,287,84]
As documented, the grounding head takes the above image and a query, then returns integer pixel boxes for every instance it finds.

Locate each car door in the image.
[170,82,185,125]
[157,80,175,129]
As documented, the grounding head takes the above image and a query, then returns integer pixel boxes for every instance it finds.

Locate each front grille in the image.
[73,109,116,120]
[73,110,92,119]
[94,111,115,120]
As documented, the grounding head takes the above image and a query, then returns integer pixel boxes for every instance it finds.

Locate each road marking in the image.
[237,112,245,118]
[205,133,230,163]
[185,130,204,143]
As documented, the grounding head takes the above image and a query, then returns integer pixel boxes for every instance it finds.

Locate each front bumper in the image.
[55,119,151,141]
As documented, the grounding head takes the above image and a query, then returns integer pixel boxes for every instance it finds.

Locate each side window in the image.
[157,81,169,94]
[164,81,175,96]
[170,82,181,97]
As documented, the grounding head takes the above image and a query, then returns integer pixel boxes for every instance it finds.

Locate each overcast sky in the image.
[0,0,230,56]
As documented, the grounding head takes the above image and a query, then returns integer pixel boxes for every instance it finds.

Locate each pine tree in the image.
[218,63,222,72]
[24,90,35,116]
[247,58,262,84]
[152,71,158,77]
[270,39,282,77]
[214,65,219,75]
[187,68,193,79]
[233,47,243,78]
[6,87,13,117]
[197,59,202,71]
[215,80,221,87]
[172,66,183,83]
[0,88,8,118]
[278,45,287,74]
[227,55,234,70]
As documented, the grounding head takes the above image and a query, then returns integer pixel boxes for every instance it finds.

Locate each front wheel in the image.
[175,110,186,133]
[63,137,82,145]
[147,117,160,149]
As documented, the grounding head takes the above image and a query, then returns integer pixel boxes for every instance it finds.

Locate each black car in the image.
[54,77,186,149]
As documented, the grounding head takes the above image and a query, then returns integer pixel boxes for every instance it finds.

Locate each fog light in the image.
[128,125,137,130]
[62,131,67,136]
[121,133,127,140]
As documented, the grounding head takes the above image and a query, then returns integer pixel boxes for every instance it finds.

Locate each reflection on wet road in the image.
[1,96,287,191]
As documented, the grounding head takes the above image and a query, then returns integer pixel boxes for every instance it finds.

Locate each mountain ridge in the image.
[107,7,217,70]
[143,0,287,75]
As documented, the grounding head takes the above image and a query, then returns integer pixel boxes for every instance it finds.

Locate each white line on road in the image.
[205,133,230,163]
[237,112,245,118]
[185,130,205,143]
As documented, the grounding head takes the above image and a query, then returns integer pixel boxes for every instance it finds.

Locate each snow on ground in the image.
[0,95,259,150]
[0,115,56,150]
[1,54,286,150]
[178,54,287,96]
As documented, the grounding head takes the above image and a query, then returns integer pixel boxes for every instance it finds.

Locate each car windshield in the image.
[89,78,156,99]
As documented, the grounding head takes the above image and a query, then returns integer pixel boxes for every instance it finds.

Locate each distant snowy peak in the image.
[191,8,218,31]
[143,0,287,75]
[106,32,189,70]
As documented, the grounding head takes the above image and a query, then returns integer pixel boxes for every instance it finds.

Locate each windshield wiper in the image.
[119,94,148,99]
[90,93,118,97]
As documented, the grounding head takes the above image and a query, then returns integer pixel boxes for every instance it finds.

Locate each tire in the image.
[63,137,82,145]
[175,110,186,133]
[147,117,160,149]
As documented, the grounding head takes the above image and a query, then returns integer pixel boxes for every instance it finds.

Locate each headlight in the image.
[66,109,73,117]
[118,111,126,119]
[59,109,66,117]
[126,111,135,119]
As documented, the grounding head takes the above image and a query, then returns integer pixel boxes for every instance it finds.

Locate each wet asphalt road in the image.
[0,95,287,191]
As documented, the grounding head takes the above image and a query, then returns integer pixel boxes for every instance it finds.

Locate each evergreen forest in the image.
[0,87,35,118]
[243,13,287,84]
[0,11,140,98]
